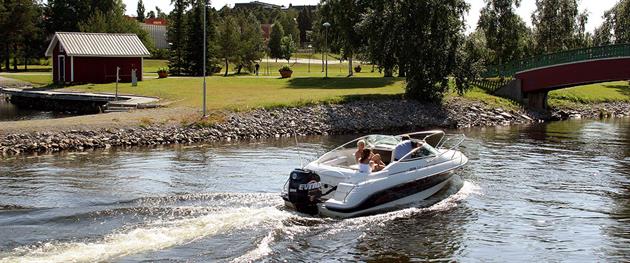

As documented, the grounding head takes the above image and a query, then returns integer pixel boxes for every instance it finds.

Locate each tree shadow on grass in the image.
[286,77,402,89]
[603,82,630,98]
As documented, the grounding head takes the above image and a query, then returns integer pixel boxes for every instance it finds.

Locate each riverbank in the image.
[2,96,629,156]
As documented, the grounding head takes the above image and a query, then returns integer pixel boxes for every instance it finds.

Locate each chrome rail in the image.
[429,134,466,163]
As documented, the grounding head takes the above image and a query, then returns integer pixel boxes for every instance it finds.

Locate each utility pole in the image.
[325,23,329,78]
[115,66,120,101]
[202,0,207,117]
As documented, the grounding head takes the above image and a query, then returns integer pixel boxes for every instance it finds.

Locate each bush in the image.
[279,65,292,71]
[157,67,169,73]
[151,48,169,59]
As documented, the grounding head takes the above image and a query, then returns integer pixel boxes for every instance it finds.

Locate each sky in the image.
[124,0,619,33]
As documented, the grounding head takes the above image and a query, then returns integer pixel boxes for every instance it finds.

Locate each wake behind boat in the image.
[281,130,468,218]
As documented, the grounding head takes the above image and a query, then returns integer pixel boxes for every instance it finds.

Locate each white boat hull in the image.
[318,174,453,218]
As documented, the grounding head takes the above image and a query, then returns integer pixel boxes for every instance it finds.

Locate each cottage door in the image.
[58,56,65,83]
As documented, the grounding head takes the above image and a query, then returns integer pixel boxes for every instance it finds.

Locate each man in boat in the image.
[393,135,417,161]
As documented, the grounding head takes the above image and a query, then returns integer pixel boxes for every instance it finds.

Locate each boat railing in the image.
[430,134,466,163]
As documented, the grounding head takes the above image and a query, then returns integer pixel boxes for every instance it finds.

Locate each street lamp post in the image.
[323,22,331,79]
[202,0,208,117]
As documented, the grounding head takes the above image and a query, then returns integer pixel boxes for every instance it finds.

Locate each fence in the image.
[482,43,630,78]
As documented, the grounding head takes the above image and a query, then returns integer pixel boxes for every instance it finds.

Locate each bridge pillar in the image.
[526,91,548,110]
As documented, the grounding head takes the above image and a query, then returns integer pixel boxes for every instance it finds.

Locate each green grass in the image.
[4,66,628,112]
[458,87,521,110]
[0,74,53,87]
[292,52,342,60]
[63,75,405,110]
[143,59,168,73]
[548,81,630,103]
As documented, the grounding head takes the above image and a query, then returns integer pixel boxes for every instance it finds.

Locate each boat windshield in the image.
[364,135,399,150]
[399,143,440,161]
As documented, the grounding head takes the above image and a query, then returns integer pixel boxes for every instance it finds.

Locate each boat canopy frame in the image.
[315,131,448,165]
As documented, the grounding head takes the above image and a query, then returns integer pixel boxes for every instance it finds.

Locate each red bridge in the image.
[482,44,630,110]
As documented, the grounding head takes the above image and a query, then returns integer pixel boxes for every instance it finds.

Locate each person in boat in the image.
[358,149,373,173]
[355,140,386,170]
[358,149,385,173]
[393,135,418,161]
[354,139,366,163]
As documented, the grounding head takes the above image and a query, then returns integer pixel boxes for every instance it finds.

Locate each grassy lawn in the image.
[63,75,405,110]
[141,58,372,77]
[457,87,521,110]
[143,59,168,73]
[0,74,53,87]
[549,81,630,104]
[3,66,628,112]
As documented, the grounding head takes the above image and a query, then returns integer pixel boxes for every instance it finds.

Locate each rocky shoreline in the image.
[1,98,629,156]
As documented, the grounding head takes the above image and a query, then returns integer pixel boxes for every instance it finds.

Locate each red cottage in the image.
[45,32,151,84]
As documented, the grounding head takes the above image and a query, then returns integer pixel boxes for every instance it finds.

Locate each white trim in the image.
[515,56,630,75]
[70,56,74,82]
[44,35,58,57]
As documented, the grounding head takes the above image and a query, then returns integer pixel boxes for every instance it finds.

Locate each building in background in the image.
[234,1,282,9]
[140,18,169,50]
[45,32,151,84]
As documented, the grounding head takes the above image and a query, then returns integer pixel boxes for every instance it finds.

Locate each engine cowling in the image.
[287,169,322,215]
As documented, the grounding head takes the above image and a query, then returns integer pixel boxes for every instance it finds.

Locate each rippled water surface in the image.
[0,99,77,121]
[0,118,629,262]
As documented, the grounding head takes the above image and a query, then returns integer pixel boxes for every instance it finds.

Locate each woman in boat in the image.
[358,149,373,173]
[354,140,366,163]
[358,149,386,173]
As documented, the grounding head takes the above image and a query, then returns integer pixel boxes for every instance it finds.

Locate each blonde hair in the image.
[357,139,366,147]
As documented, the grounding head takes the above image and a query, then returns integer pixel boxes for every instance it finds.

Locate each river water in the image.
[0,118,629,262]
[0,98,76,121]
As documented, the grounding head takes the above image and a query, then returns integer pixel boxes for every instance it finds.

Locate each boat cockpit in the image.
[313,131,448,171]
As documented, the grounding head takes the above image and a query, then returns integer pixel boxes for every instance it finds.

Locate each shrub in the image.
[279,65,292,72]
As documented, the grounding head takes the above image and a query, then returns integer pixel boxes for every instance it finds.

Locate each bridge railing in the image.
[482,43,630,78]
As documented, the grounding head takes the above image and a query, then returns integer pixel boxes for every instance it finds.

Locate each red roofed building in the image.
[45,32,151,84]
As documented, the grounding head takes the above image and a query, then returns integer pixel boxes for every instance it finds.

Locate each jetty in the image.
[0,87,160,113]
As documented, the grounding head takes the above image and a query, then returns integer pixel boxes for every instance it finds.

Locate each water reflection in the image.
[604,119,630,260]
[0,98,77,121]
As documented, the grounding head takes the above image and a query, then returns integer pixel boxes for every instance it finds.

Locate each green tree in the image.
[280,35,297,63]
[147,10,156,19]
[532,0,588,53]
[454,31,488,94]
[595,0,630,45]
[1,0,39,71]
[156,6,167,19]
[357,0,404,77]
[236,12,264,74]
[43,0,118,35]
[217,15,240,76]
[167,0,189,75]
[268,21,284,61]
[279,10,300,45]
[478,0,529,65]
[185,0,218,76]
[0,2,7,71]
[78,0,154,50]
[137,0,145,22]
[296,7,313,45]
[402,0,469,102]
[319,0,364,76]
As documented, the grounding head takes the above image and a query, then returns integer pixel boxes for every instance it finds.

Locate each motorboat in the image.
[281,130,468,218]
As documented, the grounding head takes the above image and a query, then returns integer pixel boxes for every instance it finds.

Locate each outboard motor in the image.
[287,169,322,215]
